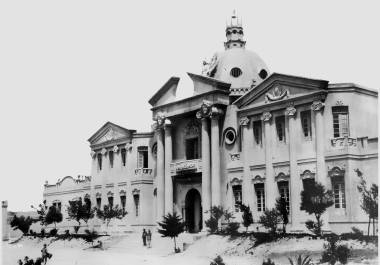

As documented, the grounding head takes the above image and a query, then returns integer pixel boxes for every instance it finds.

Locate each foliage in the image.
[67,198,95,225]
[240,203,254,232]
[40,228,45,237]
[83,229,99,243]
[205,217,218,234]
[157,212,186,252]
[45,206,63,229]
[10,215,34,234]
[74,226,80,234]
[210,255,226,265]
[321,234,350,265]
[31,200,48,225]
[355,168,378,236]
[258,208,281,235]
[287,254,312,265]
[49,228,58,237]
[262,258,275,265]
[300,181,334,236]
[205,206,225,233]
[305,220,323,236]
[275,197,289,234]
[96,204,127,227]
[221,208,239,235]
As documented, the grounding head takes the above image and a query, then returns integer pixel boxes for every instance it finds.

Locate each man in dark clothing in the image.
[142,229,147,246]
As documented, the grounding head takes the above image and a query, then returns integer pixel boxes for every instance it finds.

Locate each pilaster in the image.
[2,201,9,241]
[263,111,276,209]
[164,120,173,214]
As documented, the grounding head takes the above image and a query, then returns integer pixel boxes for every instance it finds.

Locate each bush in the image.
[258,209,280,235]
[305,220,322,236]
[84,229,99,243]
[287,254,312,265]
[49,228,58,237]
[262,258,275,265]
[321,234,350,265]
[224,222,240,235]
[205,206,224,234]
[10,215,34,235]
[205,217,219,234]
[210,255,226,265]
[74,226,80,234]
[40,228,45,237]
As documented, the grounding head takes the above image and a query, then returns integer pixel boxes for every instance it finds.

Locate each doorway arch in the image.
[185,188,202,233]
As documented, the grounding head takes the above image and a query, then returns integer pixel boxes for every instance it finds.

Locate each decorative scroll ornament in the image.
[336,100,344,106]
[113,145,119,153]
[132,188,140,195]
[196,100,213,119]
[311,100,325,111]
[125,142,132,152]
[119,190,126,196]
[285,106,297,116]
[202,53,218,77]
[328,166,346,178]
[265,86,289,102]
[239,116,250,126]
[153,112,166,130]
[252,175,265,184]
[230,177,242,186]
[210,106,224,119]
[300,170,316,180]
[101,148,107,156]
[90,150,96,159]
[262,111,272,122]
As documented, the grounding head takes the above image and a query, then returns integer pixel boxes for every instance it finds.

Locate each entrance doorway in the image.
[185,189,202,233]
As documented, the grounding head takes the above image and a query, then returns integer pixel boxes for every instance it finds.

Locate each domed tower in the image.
[202,11,269,100]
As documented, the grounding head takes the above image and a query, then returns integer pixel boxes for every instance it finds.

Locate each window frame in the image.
[137,146,149,168]
[255,183,265,212]
[253,120,262,146]
[300,110,312,140]
[332,106,349,138]
[275,116,286,143]
[332,177,346,209]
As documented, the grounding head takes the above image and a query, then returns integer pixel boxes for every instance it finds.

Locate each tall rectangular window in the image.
[333,177,346,208]
[300,110,312,138]
[134,194,140,217]
[96,197,101,209]
[275,116,286,142]
[186,138,199,160]
[255,183,265,212]
[232,185,242,212]
[97,153,102,171]
[332,106,349,137]
[253,120,262,145]
[278,181,290,212]
[137,146,148,168]
[121,148,126,167]
[109,151,114,168]
[108,196,114,207]
[120,195,126,211]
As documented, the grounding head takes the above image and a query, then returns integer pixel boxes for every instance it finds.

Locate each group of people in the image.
[18,244,52,265]
[142,229,152,248]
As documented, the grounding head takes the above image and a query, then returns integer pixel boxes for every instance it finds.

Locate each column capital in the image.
[285,106,297,117]
[239,116,250,126]
[196,100,223,120]
[262,111,272,122]
[311,100,325,112]
[163,118,172,131]
[2,201,8,208]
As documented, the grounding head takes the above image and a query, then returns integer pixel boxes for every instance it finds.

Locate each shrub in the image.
[40,228,46,237]
[240,204,254,232]
[321,234,350,265]
[205,217,218,233]
[262,258,275,265]
[210,255,226,265]
[45,206,63,229]
[74,226,80,234]
[96,204,127,228]
[258,208,280,235]
[224,222,240,235]
[10,215,34,235]
[276,197,289,234]
[157,212,186,252]
[49,228,58,237]
[84,229,99,243]
[287,254,312,265]
[305,220,322,236]
[205,206,224,234]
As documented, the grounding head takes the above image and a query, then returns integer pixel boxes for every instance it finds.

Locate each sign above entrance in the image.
[170,159,202,175]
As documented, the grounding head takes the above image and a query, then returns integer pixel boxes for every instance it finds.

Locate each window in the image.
[53,201,61,212]
[96,197,101,209]
[333,177,346,208]
[97,153,102,171]
[186,138,199,160]
[275,116,286,142]
[134,194,140,217]
[109,151,114,168]
[84,197,91,209]
[137,146,148,168]
[332,106,349,137]
[278,181,290,212]
[253,120,262,145]
[232,185,242,212]
[108,196,114,207]
[224,128,236,145]
[259,69,268,79]
[230,67,242,78]
[120,195,126,211]
[255,183,265,212]
[121,148,126,166]
[300,110,312,138]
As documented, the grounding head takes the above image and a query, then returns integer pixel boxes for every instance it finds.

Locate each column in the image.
[211,113,221,206]
[200,118,211,222]
[263,112,276,208]
[164,121,173,214]
[156,129,165,221]
[2,201,9,241]
[311,100,330,232]
[240,117,252,208]
[285,106,302,231]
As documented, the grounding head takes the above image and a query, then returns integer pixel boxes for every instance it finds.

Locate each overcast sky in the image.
[0,0,379,212]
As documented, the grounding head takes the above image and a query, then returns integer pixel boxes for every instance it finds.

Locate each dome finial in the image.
[224,10,245,50]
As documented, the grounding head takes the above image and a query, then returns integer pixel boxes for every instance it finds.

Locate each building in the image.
[42,12,378,234]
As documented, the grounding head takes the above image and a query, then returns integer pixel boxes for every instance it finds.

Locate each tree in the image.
[45,206,63,229]
[275,197,289,234]
[258,208,281,235]
[31,200,48,225]
[96,204,127,228]
[157,212,186,252]
[205,206,224,233]
[355,169,378,236]
[300,181,334,236]
[10,215,34,235]
[67,197,95,226]
[240,203,254,232]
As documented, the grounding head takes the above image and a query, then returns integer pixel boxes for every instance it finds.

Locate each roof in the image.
[87,121,136,143]
[148,77,180,106]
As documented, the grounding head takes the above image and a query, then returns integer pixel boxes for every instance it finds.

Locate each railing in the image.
[170,159,202,175]
[134,168,153,177]
[331,136,357,149]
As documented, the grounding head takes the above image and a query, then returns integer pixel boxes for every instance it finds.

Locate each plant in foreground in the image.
[321,234,350,265]
[262,258,275,265]
[210,255,226,265]
[288,254,312,265]
[157,212,186,252]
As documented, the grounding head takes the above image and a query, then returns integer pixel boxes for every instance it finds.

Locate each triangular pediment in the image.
[88,122,135,146]
[148,77,180,107]
[234,73,329,108]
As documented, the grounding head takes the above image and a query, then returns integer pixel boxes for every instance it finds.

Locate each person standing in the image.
[142,229,147,246]
[41,243,51,265]
[147,229,152,248]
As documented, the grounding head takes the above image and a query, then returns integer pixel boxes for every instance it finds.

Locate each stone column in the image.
[211,110,222,206]
[263,112,276,209]
[285,106,302,231]
[240,117,252,208]
[156,128,165,221]
[311,100,330,232]
[164,120,173,214]
[200,117,211,222]
[2,201,9,241]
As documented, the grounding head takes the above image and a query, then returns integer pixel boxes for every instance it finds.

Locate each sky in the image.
[0,0,379,212]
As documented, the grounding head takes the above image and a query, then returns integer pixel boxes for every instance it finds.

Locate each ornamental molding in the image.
[132,188,140,195]
[265,85,289,103]
[229,153,241,161]
[153,112,166,131]
[101,148,107,156]
[239,116,250,126]
[328,166,346,178]
[285,106,297,117]
[113,145,119,153]
[107,191,114,197]
[262,111,272,122]
[119,190,126,196]
[252,175,265,184]
[95,192,102,198]
[311,100,325,111]
[90,150,96,159]
[230,177,242,186]
[196,100,213,119]
[335,100,344,106]
[300,170,316,180]
[274,172,290,182]
[125,142,133,152]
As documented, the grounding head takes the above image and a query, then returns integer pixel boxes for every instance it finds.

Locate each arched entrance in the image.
[185,189,202,233]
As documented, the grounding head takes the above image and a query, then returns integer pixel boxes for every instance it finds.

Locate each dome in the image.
[212,48,269,89]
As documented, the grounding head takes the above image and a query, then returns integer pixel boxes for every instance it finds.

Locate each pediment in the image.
[234,73,329,108]
[88,122,135,146]
[148,77,180,107]
[188,72,231,95]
